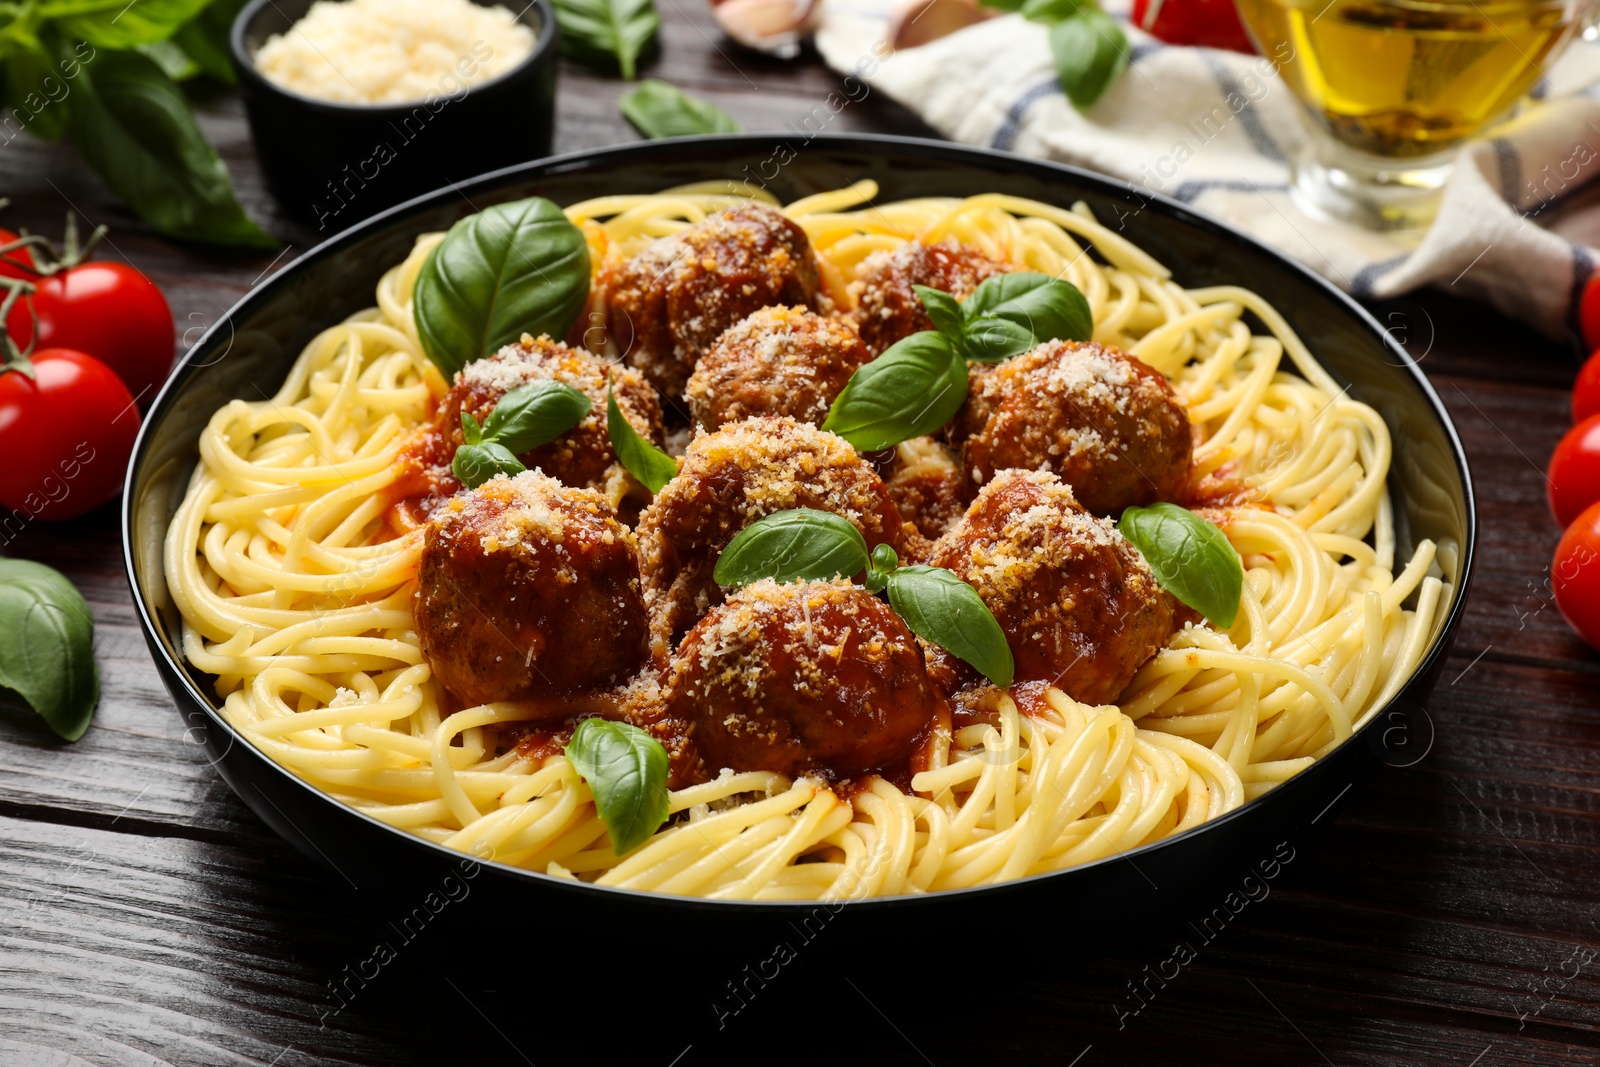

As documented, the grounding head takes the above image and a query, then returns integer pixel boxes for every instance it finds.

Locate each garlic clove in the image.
[710,0,819,59]
[888,0,991,50]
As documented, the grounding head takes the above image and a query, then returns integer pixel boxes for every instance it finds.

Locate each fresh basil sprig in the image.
[0,6,273,246]
[1046,6,1130,110]
[1118,503,1243,628]
[824,271,1092,451]
[714,510,1015,687]
[0,558,98,742]
[565,717,670,856]
[621,79,740,139]
[451,380,590,489]
[606,385,677,493]
[552,0,660,80]
[979,0,1130,111]
[67,46,275,247]
[414,198,590,378]
[953,273,1093,361]
[822,331,967,451]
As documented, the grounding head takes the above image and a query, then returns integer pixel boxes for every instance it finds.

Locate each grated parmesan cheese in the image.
[254,0,535,106]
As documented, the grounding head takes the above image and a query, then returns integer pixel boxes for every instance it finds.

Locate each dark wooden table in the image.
[2,8,1598,1066]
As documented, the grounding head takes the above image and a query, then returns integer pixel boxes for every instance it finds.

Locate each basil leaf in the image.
[65,48,275,247]
[865,542,900,594]
[452,442,525,489]
[58,0,211,48]
[606,386,676,493]
[2,36,71,142]
[1049,9,1130,111]
[886,565,1014,688]
[565,718,670,856]
[551,0,660,80]
[460,410,484,446]
[171,0,248,85]
[0,558,98,742]
[1019,0,1089,19]
[620,79,739,139]
[714,508,871,588]
[137,40,199,81]
[822,332,968,451]
[961,272,1093,362]
[413,197,590,378]
[480,380,591,454]
[913,285,965,340]
[1118,503,1243,629]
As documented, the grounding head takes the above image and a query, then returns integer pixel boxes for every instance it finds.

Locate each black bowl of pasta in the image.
[121,136,1474,949]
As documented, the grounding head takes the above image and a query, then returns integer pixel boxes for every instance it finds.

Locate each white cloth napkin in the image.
[815,0,1600,340]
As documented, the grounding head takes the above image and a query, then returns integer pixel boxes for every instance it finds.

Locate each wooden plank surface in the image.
[1,5,1598,1065]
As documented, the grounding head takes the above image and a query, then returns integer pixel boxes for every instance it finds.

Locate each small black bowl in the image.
[230,0,558,232]
[122,135,1475,955]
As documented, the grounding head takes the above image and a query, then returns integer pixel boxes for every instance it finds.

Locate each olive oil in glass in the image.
[1235,0,1594,229]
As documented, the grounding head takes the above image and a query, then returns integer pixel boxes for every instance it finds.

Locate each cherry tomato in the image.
[0,228,36,283]
[1548,413,1600,527]
[1132,0,1256,52]
[1581,274,1600,354]
[1574,350,1600,423]
[5,261,174,404]
[0,348,139,521]
[1552,500,1600,651]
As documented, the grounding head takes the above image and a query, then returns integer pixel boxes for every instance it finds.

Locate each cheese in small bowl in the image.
[254,0,536,106]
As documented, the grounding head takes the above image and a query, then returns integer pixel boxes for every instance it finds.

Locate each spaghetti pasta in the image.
[164,182,1448,899]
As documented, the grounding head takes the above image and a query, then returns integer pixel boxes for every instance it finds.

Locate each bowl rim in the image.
[229,0,558,115]
[121,132,1478,912]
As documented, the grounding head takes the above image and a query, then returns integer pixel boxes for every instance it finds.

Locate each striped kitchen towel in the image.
[815,0,1600,341]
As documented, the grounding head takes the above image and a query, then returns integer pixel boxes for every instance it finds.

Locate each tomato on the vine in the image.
[1548,412,1600,528]
[0,227,37,283]
[5,260,175,404]
[1581,275,1600,354]
[0,348,139,521]
[1553,499,1600,651]
[1574,350,1600,424]
[1131,0,1256,52]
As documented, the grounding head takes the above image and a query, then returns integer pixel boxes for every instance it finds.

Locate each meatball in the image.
[930,470,1174,704]
[956,339,1191,516]
[415,470,649,708]
[599,203,820,400]
[685,306,870,431]
[667,578,947,779]
[882,436,972,540]
[396,336,663,516]
[635,416,923,658]
[850,240,1015,356]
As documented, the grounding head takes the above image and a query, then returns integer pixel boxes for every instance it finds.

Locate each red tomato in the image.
[0,229,36,282]
[1581,274,1600,353]
[1132,0,1256,52]
[1548,413,1600,527]
[5,261,174,404]
[1574,350,1600,423]
[1552,500,1600,651]
[0,348,139,521]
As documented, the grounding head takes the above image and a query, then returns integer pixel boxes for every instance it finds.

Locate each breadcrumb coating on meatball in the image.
[599,203,820,400]
[666,578,946,779]
[931,469,1174,704]
[957,339,1191,516]
[394,336,662,520]
[635,416,924,658]
[416,470,649,707]
[849,239,1015,355]
[686,305,870,430]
